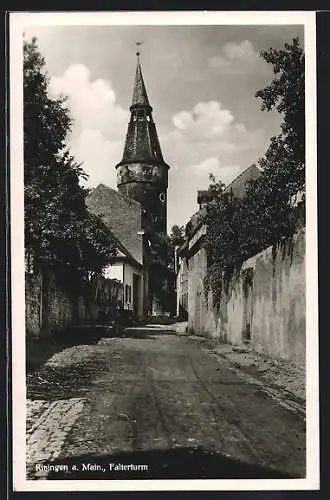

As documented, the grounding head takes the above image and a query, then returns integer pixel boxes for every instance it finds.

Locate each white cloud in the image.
[172,101,234,141]
[190,157,244,186]
[70,130,122,188]
[163,100,264,171]
[208,40,269,75]
[225,40,257,61]
[165,101,265,228]
[191,157,220,175]
[49,64,129,188]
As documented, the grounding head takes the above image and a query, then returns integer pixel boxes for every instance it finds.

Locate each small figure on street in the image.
[114,303,125,337]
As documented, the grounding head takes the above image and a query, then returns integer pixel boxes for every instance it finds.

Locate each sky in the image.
[23,23,304,231]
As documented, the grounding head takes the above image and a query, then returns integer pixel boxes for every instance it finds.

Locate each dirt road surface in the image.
[26,326,305,480]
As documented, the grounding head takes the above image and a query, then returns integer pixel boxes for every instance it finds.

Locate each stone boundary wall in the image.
[188,228,305,364]
[25,269,89,338]
[25,270,43,337]
[25,269,122,338]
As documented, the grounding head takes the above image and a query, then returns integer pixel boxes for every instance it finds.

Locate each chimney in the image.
[197,190,214,209]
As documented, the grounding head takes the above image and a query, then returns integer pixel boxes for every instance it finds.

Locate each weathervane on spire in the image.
[136,41,144,59]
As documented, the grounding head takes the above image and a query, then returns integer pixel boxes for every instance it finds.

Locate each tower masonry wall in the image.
[118,180,167,235]
[117,162,168,187]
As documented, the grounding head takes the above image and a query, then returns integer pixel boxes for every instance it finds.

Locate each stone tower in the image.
[115,53,170,236]
[115,52,172,315]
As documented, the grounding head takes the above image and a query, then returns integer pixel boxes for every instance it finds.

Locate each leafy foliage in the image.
[255,37,305,170]
[169,224,186,248]
[207,173,226,201]
[24,38,116,276]
[145,230,176,314]
[205,38,305,296]
[144,224,185,314]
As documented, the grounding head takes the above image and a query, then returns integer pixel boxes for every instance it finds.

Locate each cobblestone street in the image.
[26,326,306,480]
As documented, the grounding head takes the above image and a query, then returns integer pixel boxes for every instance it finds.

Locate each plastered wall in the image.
[187,228,305,364]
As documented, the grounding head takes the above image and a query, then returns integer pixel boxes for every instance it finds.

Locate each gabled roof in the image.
[197,190,214,206]
[86,184,144,265]
[110,231,143,270]
[224,164,260,199]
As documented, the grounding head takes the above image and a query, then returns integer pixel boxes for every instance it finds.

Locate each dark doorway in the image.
[133,273,141,317]
[242,268,254,343]
[195,285,203,334]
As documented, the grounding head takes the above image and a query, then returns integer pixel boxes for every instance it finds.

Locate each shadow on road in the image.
[26,326,111,401]
[26,325,173,372]
[26,325,172,400]
[26,326,109,372]
[118,328,176,339]
[26,358,107,401]
[45,447,294,480]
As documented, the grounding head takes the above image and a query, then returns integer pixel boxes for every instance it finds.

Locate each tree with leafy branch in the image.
[255,37,305,189]
[169,224,186,248]
[205,38,305,295]
[24,37,116,278]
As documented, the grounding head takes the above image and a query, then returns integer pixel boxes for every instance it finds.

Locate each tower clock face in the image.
[159,192,166,203]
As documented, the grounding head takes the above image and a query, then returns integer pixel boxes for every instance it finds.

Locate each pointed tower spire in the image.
[116,48,169,166]
[132,53,150,107]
